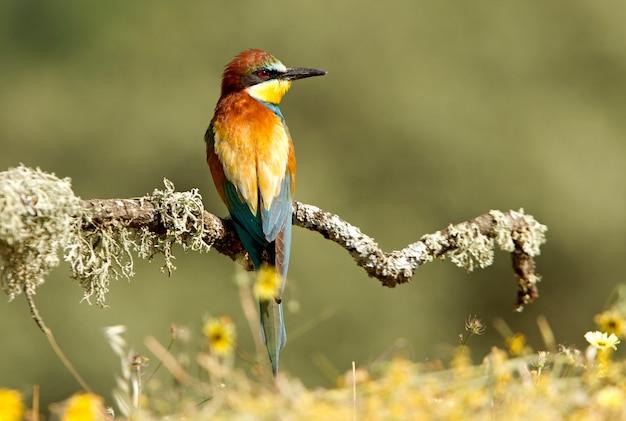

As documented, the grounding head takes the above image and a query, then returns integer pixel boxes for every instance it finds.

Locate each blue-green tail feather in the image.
[222,177,293,375]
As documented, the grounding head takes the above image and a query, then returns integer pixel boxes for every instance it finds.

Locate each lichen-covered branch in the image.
[293,203,545,310]
[0,165,547,310]
[0,166,81,300]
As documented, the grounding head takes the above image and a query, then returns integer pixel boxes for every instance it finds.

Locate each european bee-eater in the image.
[205,49,326,374]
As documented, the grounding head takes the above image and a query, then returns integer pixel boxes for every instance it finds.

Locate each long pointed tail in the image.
[259,221,292,375]
[260,298,286,375]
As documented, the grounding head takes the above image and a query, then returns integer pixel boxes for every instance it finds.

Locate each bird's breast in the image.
[212,93,294,214]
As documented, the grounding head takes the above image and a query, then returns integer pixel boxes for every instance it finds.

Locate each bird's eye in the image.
[257,69,270,79]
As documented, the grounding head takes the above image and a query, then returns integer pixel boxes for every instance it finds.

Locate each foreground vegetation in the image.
[3,286,626,421]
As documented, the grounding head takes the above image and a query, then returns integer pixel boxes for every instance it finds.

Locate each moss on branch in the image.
[0,165,547,310]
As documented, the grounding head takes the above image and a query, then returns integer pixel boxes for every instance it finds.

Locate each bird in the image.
[205,49,326,374]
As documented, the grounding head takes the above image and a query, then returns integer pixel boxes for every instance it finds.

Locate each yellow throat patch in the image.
[246,79,292,105]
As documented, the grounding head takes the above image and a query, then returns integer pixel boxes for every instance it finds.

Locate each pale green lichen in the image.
[490,210,516,253]
[65,178,210,306]
[446,223,495,272]
[422,210,547,274]
[0,165,82,301]
[64,218,135,306]
[419,231,445,262]
[1,165,210,307]
[511,209,547,257]
[147,178,210,272]
[490,209,547,256]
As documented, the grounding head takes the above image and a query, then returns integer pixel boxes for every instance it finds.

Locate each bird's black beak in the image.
[282,67,327,81]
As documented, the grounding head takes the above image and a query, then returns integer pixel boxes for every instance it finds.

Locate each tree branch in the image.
[0,166,547,311]
[82,197,244,264]
[82,198,546,311]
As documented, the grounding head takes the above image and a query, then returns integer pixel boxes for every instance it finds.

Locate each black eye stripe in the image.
[241,68,283,88]
[255,69,281,79]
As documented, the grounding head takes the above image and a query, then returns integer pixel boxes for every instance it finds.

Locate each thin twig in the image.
[32,384,39,421]
[143,336,207,391]
[24,286,93,393]
[352,361,357,421]
[235,266,270,378]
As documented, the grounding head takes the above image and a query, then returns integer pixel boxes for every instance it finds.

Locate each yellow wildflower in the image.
[61,393,106,421]
[585,331,621,351]
[254,265,281,301]
[594,311,626,338]
[505,333,527,356]
[0,388,25,421]
[203,315,236,356]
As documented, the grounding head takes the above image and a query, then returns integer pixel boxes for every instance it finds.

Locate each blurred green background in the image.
[1,0,626,409]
